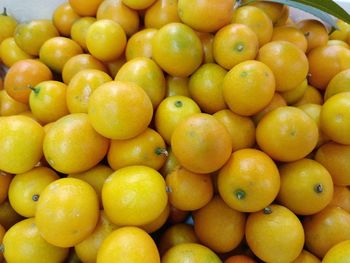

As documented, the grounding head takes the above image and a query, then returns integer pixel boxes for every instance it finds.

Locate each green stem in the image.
[234,189,246,200]
[155,147,168,157]
[1,7,7,16]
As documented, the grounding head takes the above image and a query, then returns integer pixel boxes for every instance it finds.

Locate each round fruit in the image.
[232,5,273,46]
[158,223,199,255]
[8,167,59,217]
[66,69,112,113]
[2,218,69,263]
[39,36,83,73]
[155,95,201,144]
[303,206,350,258]
[257,40,309,92]
[35,178,99,248]
[213,109,256,151]
[193,195,246,253]
[29,80,69,124]
[320,91,350,145]
[0,115,44,174]
[322,240,350,263]
[107,127,167,171]
[43,113,109,174]
[74,211,118,263]
[14,19,59,56]
[166,166,213,211]
[115,57,166,108]
[277,158,334,215]
[86,19,127,62]
[246,204,305,262]
[171,113,232,174]
[218,148,280,212]
[256,106,319,162]
[177,0,234,33]
[162,243,222,263]
[213,23,259,70]
[188,63,227,114]
[152,22,203,77]
[97,226,160,263]
[4,59,53,104]
[315,141,350,186]
[102,165,168,226]
[223,60,275,116]
[88,81,153,140]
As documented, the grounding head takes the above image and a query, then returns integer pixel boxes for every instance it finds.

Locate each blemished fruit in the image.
[2,1,350,262]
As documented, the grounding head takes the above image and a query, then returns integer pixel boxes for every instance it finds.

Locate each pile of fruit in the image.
[1,0,350,262]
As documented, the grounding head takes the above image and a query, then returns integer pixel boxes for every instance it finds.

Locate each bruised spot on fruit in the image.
[234,188,246,200]
[174,100,183,108]
[314,183,324,194]
[234,42,245,52]
[304,31,310,38]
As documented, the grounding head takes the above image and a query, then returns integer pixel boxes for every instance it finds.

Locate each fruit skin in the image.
[35,177,100,248]
[322,240,350,263]
[0,8,17,44]
[0,115,44,174]
[14,19,59,56]
[256,106,319,162]
[97,226,160,263]
[218,148,280,213]
[2,218,69,263]
[171,113,232,174]
[257,41,309,92]
[277,158,334,216]
[88,81,153,140]
[152,22,203,77]
[102,165,168,226]
[8,166,59,217]
[43,113,109,174]
[177,0,235,33]
[245,204,305,263]
[161,242,222,263]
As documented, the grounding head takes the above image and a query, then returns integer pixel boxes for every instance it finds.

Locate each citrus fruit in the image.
[102,165,168,226]
[97,226,160,263]
[218,148,280,213]
[35,177,100,248]
[246,204,305,262]
[171,113,232,174]
[88,80,153,140]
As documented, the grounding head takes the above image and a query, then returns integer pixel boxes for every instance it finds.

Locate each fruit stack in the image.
[0,0,350,262]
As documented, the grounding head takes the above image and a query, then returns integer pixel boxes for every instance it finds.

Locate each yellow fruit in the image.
[102,165,168,226]
[162,243,222,263]
[2,218,69,263]
[88,81,153,140]
[35,178,99,248]
[97,226,160,263]
[74,211,118,263]
[68,164,113,207]
[246,204,305,262]
[8,166,59,217]
[107,128,167,171]
[0,115,44,174]
[322,240,350,262]
[43,113,109,174]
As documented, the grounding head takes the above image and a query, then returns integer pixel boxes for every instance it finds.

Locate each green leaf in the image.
[241,0,350,29]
